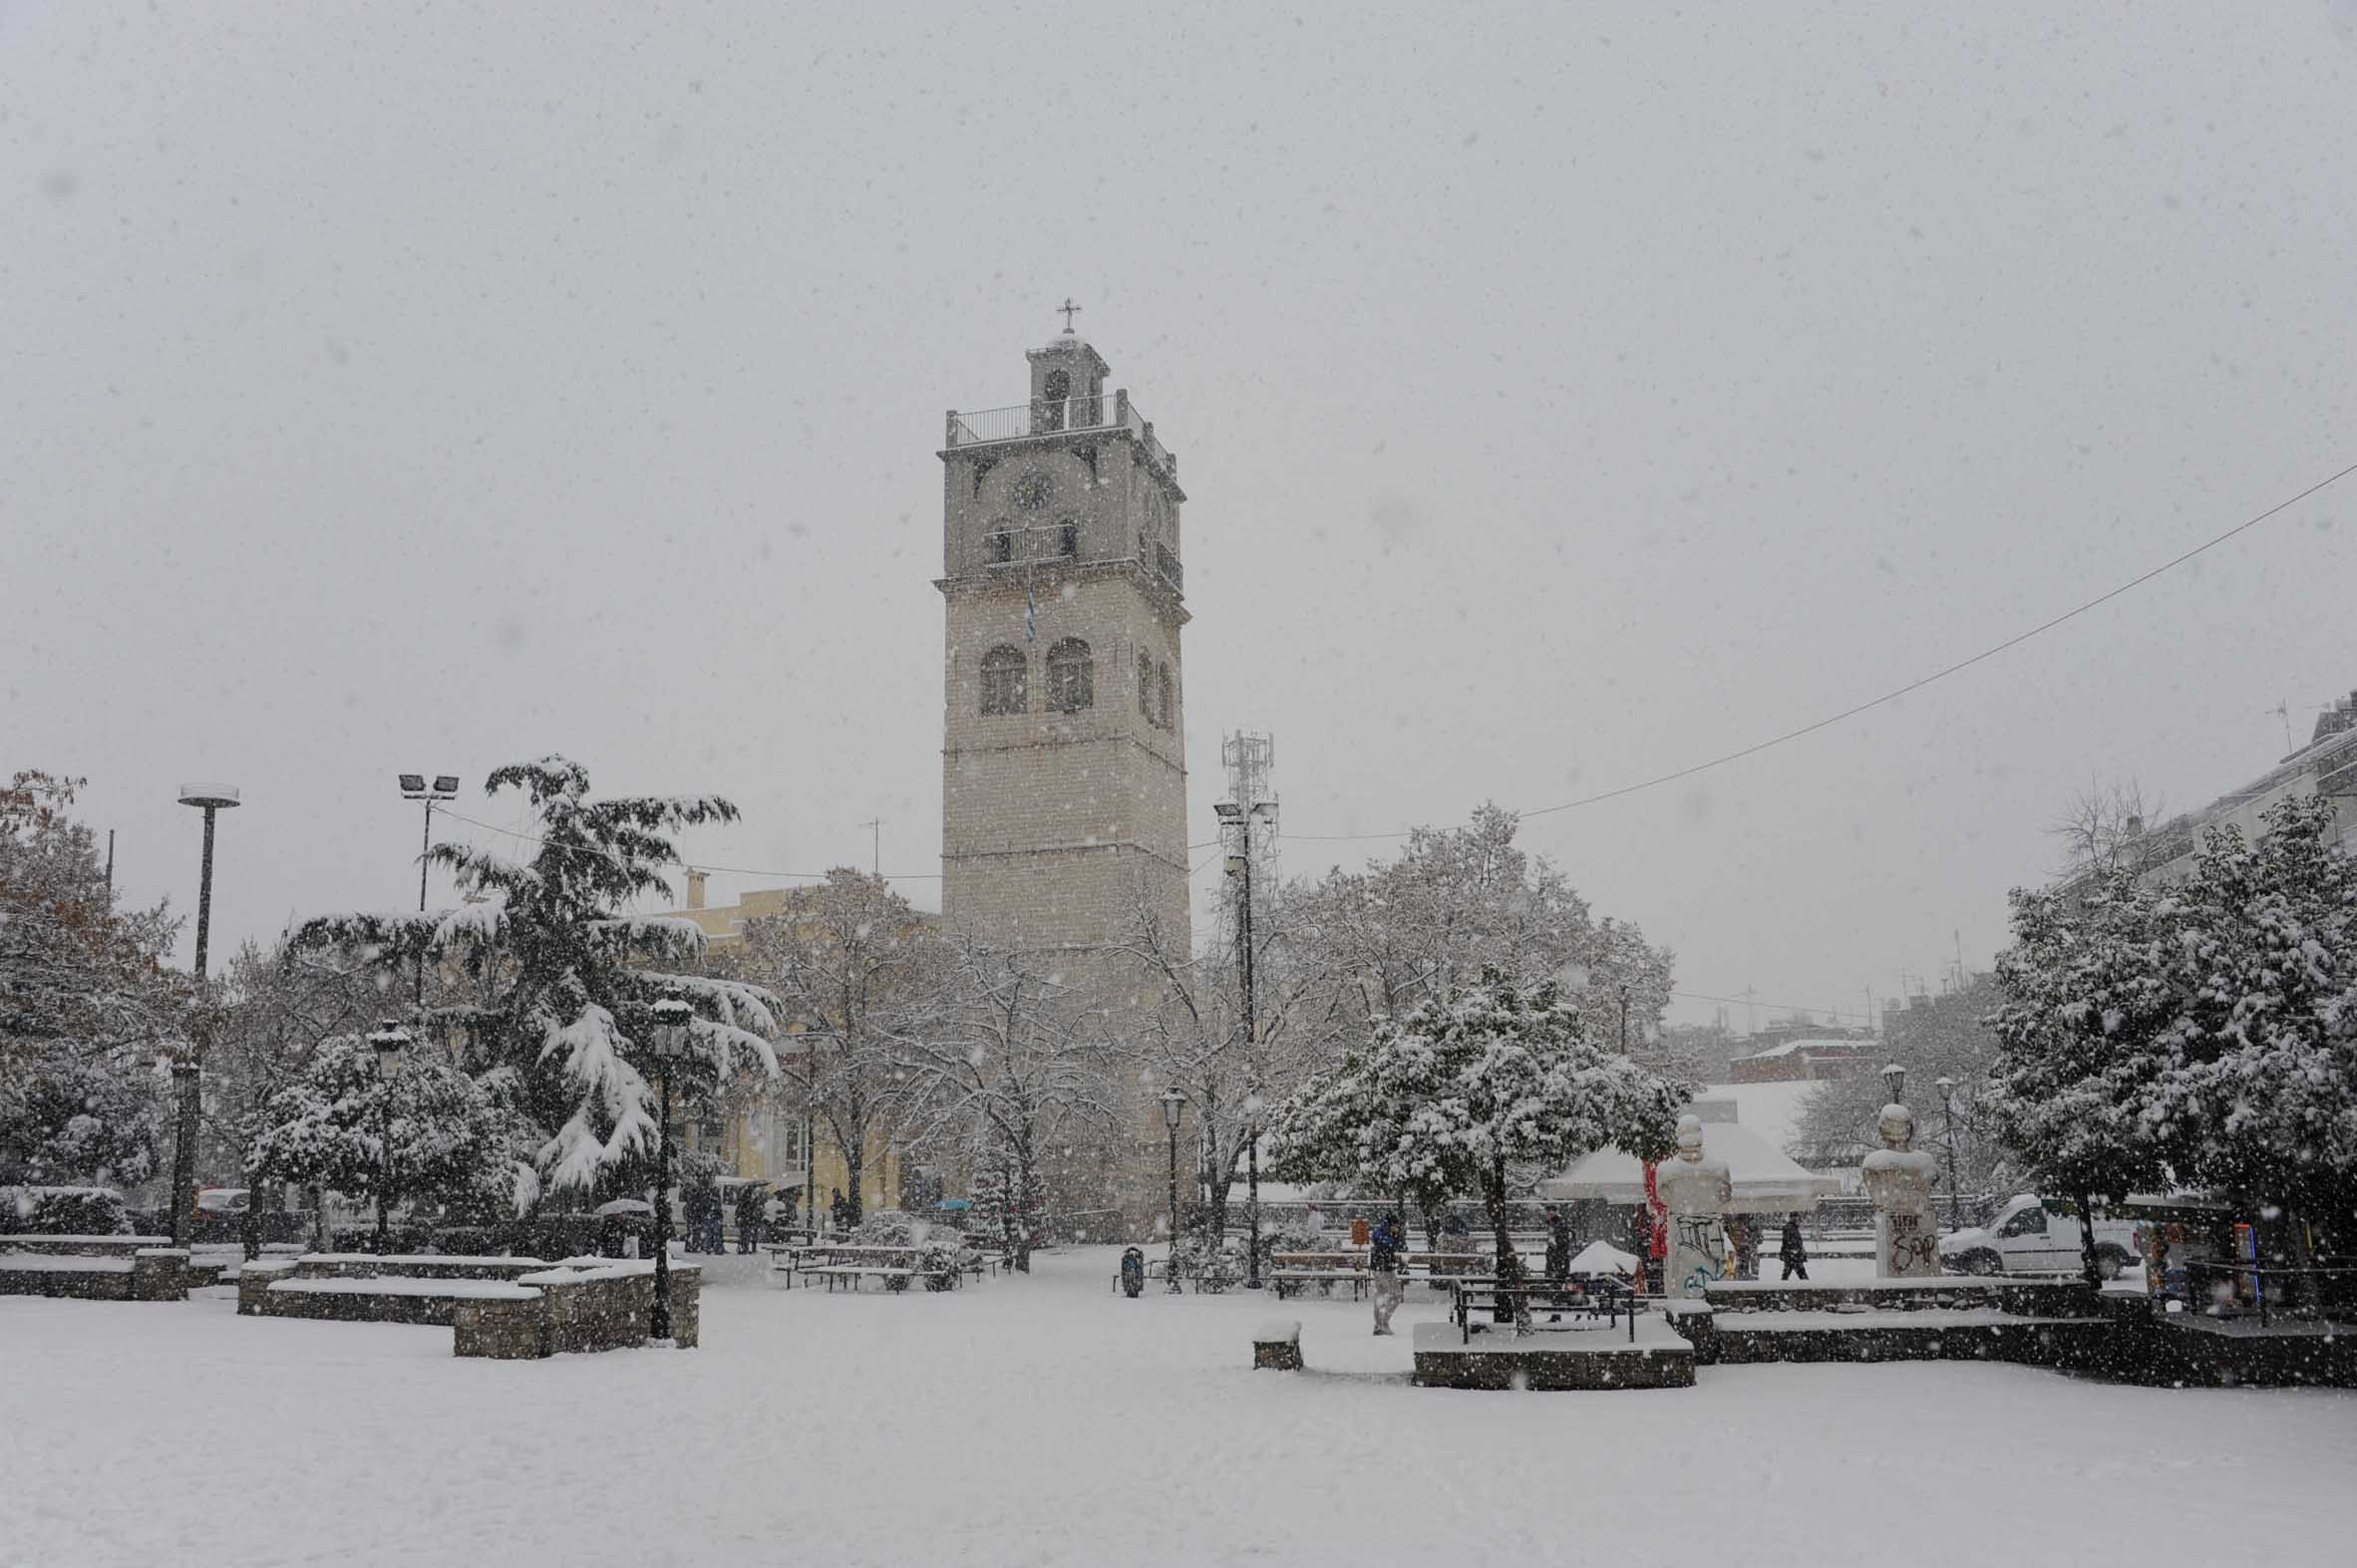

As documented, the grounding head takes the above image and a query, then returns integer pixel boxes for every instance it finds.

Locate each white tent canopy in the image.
[1539,1120,1841,1214]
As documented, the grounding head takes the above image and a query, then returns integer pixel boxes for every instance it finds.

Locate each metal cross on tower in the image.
[1057,297,1082,332]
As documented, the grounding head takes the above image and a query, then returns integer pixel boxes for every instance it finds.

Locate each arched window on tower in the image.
[980,645,1028,716]
[1158,662,1175,731]
[1046,637,1094,714]
[1057,517,1079,559]
[984,521,1014,565]
[1138,649,1154,722]
[1039,369,1070,432]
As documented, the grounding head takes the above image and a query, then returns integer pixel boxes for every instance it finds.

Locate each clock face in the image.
[1012,470,1053,510]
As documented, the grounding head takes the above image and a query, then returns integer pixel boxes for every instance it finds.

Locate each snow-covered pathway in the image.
[4,1246,2353,1567]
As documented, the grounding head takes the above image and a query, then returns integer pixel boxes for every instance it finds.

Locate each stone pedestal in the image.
[1862,1103,1942,1278]
[1656,1113,1734,1299]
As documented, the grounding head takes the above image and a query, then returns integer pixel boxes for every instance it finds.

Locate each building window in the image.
[1138,649,1154,721]
[1158,662,1175,731]
[1047,638,1094,713]
[981,645,1027,715]
[1057,518,1079,558]
[1076,445,1099,483]
[985,522,1013,565]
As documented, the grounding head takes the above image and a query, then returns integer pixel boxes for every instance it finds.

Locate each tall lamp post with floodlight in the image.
[169,783,239,1248]
[367,1022,411,1250]
[1934,1075,1963,1232]
[397,775,460,1006]
[648,991,693,1341]
[1161,1087,1185,1295]
[1216,797,1276,1290]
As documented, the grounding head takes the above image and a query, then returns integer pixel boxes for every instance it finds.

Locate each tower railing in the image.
[946,391,1176,473]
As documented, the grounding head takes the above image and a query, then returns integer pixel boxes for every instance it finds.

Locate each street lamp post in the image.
[1161,1087,1184,1295]
[1879,1061,1906,1107]
[397,775,460,1006]
[649,992,693,1341]
[170,783,239,1249]
[367,1022,411,1251]
[1934,1075,1963,1232]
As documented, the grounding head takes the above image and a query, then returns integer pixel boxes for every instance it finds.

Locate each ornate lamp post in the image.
[648,992,693,1341]
[366,1022,411,1250]
[1933,1075,1964,1232]
[169,783,238,1248]
[1161,1087,1185,1295]
[1879,1061,1906,1107]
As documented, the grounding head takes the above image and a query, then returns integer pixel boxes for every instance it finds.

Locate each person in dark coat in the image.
[1779,1213,1810,1281]
[736,1184,767,1254]
[829,1187,850,1236]
[1544,1206,1572,1281]
[1368,1212,1406,1335]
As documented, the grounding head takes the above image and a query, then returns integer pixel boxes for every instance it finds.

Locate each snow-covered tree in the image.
[0,771,185,1189]
[889,934,1121,1271]
[725,868,934,1228]
[1287,803,1675,1049]
[246,1033,538,1229]
[1266,968,1684,1277]
[200,938,399,1253]
[288,757,781,1201]
[2146,796,2357,1221]
[1987,874,2178,1284]
[1121,880,1344,1265]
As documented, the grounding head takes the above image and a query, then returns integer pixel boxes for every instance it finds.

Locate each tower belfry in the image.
[936,322,1191,970]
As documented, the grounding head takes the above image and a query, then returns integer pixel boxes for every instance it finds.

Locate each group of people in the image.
[679,1177,773,1255]
[1344,1204,1816,1334]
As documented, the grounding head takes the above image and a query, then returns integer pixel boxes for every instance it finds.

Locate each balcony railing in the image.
[946,390,1176,474]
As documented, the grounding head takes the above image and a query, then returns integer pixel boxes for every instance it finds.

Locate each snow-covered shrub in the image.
[4,1184,133,1236]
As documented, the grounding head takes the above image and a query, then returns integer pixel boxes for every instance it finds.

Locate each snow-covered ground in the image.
[5,1246,2354,1567]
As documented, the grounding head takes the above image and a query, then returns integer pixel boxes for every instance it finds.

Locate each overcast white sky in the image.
[9,1,2355,1031]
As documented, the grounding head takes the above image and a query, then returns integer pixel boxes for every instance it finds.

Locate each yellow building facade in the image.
[662,873,913,1224]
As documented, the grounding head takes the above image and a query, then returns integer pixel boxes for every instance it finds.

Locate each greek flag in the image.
[1025,574,1037,643]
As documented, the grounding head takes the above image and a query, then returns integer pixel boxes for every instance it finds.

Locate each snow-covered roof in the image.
[1539,1121,1842,1212]
[1691,1080,1816,1155]
[1739,1037,1874,1060]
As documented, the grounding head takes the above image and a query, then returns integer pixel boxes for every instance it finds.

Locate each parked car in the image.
[1939,1195,2139,1279]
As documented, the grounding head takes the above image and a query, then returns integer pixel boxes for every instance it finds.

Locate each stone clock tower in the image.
[936,324,1190,980]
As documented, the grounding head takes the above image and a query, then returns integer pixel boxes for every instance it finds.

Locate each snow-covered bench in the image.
[0,1243,189,1302]
[805,1264,914,1294]
[235,1255,701,1354]
[1268,1268,1371,1301]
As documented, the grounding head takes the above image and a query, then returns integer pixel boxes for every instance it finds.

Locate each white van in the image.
[1939,1195,2139,1279]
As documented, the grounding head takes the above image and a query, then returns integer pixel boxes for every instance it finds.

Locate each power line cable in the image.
[1282,458,2357,844]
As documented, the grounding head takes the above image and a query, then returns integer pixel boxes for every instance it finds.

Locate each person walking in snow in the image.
[1368,1211,1407,1336]
[1779,1213,1810,1281]
[829,1187,850,1236]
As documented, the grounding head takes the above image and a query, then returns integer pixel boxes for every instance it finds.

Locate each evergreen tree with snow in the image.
[247,1032,537,1234]
[289,757,782,1205]
[1987,873,2178,1285]
[1266,967,1684,1279]
[2148,796,2357,1223]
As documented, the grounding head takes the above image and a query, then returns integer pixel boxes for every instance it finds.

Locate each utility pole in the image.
[860,817,882,877]
[105,829,115,897]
